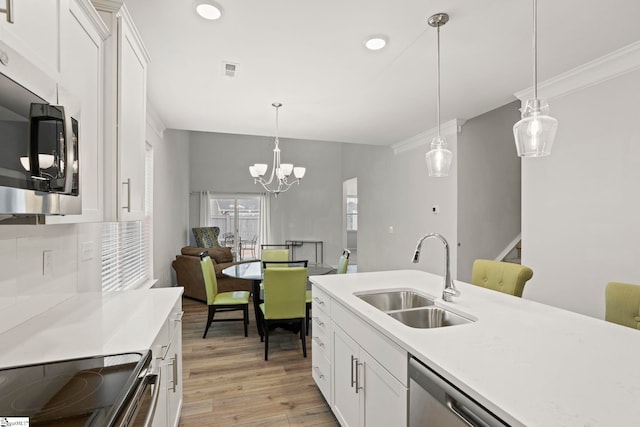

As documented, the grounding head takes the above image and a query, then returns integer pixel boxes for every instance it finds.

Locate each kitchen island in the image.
[310,270,640,426]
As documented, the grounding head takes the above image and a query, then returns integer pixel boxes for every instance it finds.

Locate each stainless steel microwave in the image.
[0,65,81,221]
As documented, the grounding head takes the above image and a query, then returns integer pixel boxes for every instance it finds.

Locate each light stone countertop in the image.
[310,270,640,427]
[0,287,183,369]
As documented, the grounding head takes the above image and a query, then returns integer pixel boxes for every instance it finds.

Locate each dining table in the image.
[222,260,334,337]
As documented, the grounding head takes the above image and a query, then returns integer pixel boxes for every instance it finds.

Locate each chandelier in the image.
[425,13,453,178]
[249,103,306,195]
[513,0,558,157]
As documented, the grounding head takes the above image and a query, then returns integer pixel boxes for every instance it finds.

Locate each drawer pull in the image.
[313,336,325,347]
[314,366,325,379]
[312,316,325,327]
[350,355,356,388]
[313,296,325,305]
[355,359,363,393]
[0,0,13,23]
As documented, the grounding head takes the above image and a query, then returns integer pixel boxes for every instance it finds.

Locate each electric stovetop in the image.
[0,351,151,427]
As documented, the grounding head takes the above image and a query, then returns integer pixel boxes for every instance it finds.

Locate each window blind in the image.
[101,221,146,292]
[101,144,154,292]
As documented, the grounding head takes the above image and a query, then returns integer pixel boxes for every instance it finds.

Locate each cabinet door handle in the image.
[350,355,357,388]
[312,316,324,327]
[354,359,363,393]
[171,354,178,391]
[173,310,184,323]
[158,344,169,360]
[313,296,325,305]
[313,336,324,347]
[0,0,13,23]
[122,178,131,212]
[313,366,325,379]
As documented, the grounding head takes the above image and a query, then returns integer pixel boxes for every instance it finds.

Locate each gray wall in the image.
[457,101,522,282]
[185,117,517,286]
[523,68,640,318]
[341,126,460,276]
[189,132,344,264]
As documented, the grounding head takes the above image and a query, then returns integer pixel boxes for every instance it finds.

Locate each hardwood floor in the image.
[179,297,339,427]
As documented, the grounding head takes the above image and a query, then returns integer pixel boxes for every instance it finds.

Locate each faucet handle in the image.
[442,286,460,302]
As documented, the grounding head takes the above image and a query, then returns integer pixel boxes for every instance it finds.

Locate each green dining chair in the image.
[305,249,350,335]
[260,267,308,361]
[470,259,533,297]
[605,282,640,330]
[336,249,351,274]
[199,252,250,338]
[261,248,290,267]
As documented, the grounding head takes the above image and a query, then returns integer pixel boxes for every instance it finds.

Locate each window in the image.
[207,194,261,260]
[101,221,146,291]
[101,144,154,292]
[346,196,358,231]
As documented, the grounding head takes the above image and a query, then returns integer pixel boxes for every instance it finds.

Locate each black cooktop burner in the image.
[0,352,150,427]
[10,370,103,413]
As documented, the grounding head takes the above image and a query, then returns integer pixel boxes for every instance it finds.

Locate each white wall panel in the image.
[522,68,640,318]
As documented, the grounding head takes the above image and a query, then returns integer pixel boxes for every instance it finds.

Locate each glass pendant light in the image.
[513,0,558,157]
[425,13,452,178]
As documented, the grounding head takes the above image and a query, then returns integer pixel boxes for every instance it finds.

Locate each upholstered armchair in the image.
[173,245,253,302]
[192,227,222,248]
[605,282,640,329]
[470,259,534,297]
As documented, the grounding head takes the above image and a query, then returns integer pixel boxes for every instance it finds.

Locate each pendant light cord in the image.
[533,0,538,100]
[436,23,441,137]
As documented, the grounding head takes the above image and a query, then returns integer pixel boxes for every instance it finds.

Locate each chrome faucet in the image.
[412,233,460,302]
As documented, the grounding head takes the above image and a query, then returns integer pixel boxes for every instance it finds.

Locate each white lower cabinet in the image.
[151,300,183,427]
[332,323,407,427]
[311,285,332,402]
[309,287,408,427]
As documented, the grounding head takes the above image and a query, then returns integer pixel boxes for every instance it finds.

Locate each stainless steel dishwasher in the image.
[409,357,508,427]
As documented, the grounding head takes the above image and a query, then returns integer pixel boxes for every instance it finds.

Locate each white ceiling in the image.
[124,0,640,146]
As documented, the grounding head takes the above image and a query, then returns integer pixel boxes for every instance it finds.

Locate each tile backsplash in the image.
[0,222,102,332]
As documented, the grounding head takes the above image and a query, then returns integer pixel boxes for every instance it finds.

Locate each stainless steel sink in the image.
[355,290,435,312]
[388,307,472,328]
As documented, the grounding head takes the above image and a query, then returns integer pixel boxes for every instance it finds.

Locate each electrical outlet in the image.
[81,241,94,261]
[43,250,53,276]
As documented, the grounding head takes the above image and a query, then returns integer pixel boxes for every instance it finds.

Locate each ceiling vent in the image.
[222,61,238,78]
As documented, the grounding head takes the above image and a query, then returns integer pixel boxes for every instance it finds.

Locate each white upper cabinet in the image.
[0,0,62,78]
[0,0,107,224]
[48,0,108,224]
[94,0,149,222]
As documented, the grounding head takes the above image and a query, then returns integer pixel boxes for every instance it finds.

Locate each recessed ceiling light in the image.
[364,35,388,51]
[195,1,223,20]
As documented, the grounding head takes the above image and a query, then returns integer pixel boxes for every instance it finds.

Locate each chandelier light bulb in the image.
[293,167,306,179]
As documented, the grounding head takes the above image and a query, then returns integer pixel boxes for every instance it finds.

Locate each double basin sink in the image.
[355,290,473,329]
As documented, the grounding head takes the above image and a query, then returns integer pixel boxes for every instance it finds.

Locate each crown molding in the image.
[392,119,466,155]
[515,40,640,101]
[74,0,110,40]
[91,0,123,13]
